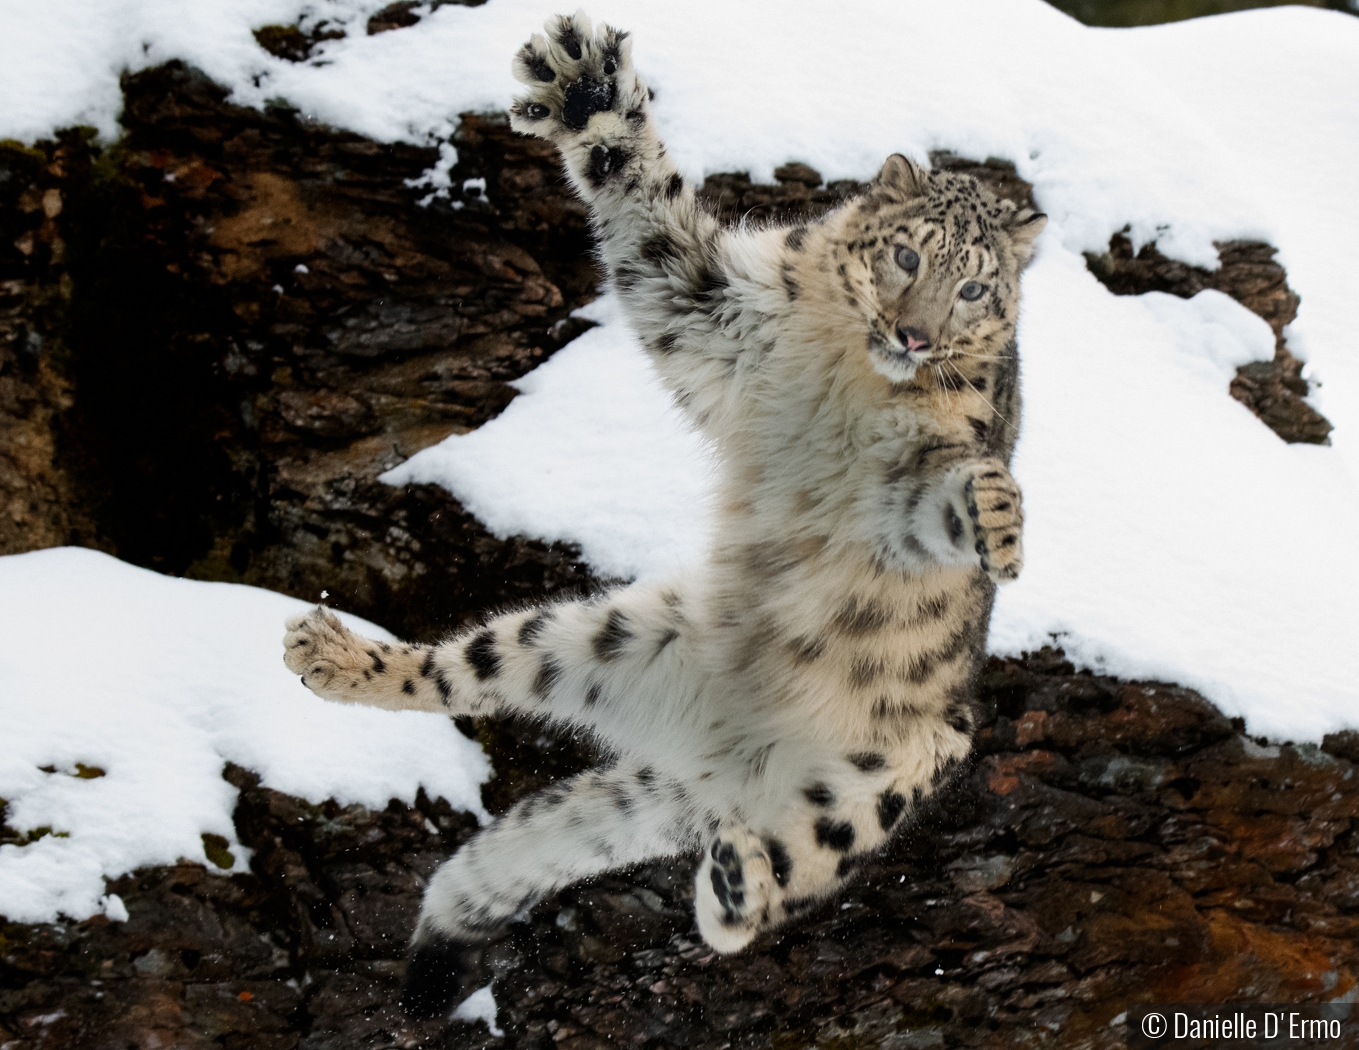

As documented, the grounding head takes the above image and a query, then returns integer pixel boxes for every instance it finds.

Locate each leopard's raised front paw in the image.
[282,606,380,702]
[695,825,776,954]
[963,462,1024,583]
[509,12,644,144]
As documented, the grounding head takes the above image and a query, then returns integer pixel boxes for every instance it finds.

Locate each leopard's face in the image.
[836,157,1045,385]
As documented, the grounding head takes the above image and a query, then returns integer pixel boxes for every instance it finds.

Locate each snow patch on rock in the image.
[0,548,490,923]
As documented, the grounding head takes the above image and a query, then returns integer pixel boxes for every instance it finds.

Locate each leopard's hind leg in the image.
[402,762,703,1018]
[694,729,972,953]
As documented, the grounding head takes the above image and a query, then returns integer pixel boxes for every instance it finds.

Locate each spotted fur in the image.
[282,11,1045,1016]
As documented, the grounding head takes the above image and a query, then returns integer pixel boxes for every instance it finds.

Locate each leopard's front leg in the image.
[907,458,1025,583]
[508,13,771,436]
[283,579,701,760]
[509,13,660,200]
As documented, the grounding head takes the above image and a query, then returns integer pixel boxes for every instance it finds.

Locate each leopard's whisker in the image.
[933,363,956,414]
[948,359,1018,434]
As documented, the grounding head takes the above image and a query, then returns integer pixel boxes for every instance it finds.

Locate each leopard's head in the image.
[835,155,1045,385]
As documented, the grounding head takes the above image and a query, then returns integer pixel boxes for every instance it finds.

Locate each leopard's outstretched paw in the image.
[282,606,383,702]
[509,12,645,143]
[695,825,777,954]
[963,462,1024,584]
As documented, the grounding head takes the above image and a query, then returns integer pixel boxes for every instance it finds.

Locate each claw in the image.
[547,10,593,56]
[550,13,584,60]
[513,38,556,85]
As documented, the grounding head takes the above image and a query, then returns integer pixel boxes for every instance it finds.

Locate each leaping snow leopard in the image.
[282,11,1045,1019]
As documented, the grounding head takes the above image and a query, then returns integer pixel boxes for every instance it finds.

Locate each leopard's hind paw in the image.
[695,825,778,954]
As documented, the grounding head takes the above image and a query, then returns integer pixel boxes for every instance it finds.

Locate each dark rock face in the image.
[0,137,104,558]
[1042,0,1355,30]
[112,64,609,638]
[4,651,1357,1049]
[0,294,89,557]
[0,64,605,640]
[695,153,1034,230]
[368,0,488,38]
[1085,233,1333,445]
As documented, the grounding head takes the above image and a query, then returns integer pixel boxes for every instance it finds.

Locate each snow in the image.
[1,0,1358,917]
[382,295,716,580]
[453,984,504,1037]
[991,257,1359,737]
[0,548,490,924]
[102,893,130,923]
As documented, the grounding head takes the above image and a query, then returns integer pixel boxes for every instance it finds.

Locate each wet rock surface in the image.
[1085,233,1333,445]
[4,650,1358,1049]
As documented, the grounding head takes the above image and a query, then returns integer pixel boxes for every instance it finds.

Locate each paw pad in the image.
[696,825,778,954]
[710,840,747,920]
[563,76,615,130]
[282,606,373,700]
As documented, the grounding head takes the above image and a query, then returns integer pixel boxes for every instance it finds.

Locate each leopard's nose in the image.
[897,325,931,353]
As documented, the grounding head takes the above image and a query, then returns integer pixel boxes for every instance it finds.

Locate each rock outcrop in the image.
[1,64,607,638]
[1085,234,1332,445]
[4,651,1357,1049]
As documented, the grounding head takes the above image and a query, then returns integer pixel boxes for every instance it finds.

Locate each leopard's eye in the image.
[894,245,920,274]
[960,281,985,301]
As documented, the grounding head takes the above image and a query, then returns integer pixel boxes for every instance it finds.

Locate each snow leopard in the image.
[281,11,1045,1019]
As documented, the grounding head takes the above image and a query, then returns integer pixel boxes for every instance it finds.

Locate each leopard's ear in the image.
[875,154,926,197]
[1005,208,1048,267]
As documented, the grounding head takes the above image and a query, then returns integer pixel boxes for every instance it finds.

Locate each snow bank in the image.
[0,548,490,924]
[382,295,717,580]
